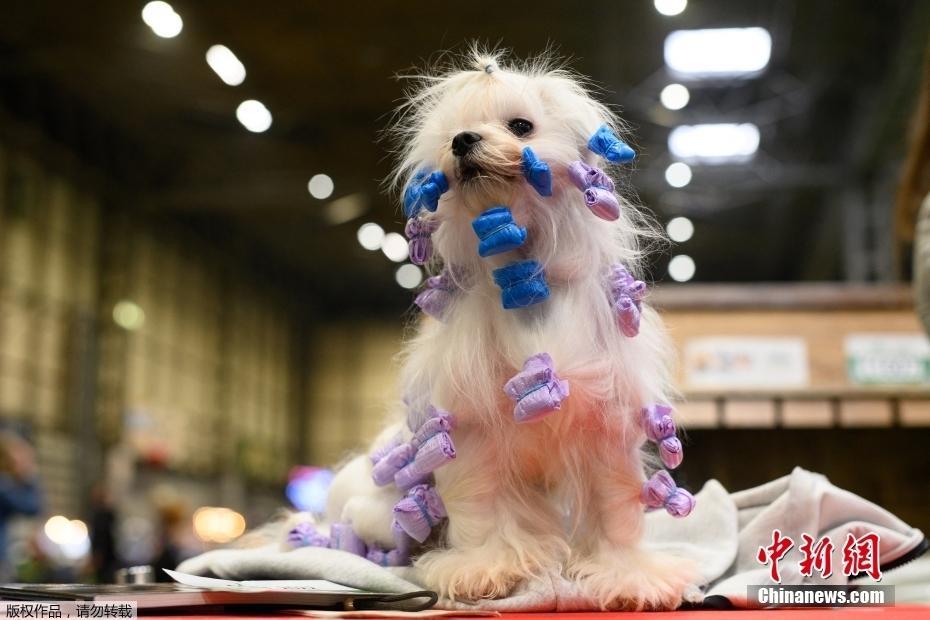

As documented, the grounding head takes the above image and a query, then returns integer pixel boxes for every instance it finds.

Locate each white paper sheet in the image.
[164,568,365,593]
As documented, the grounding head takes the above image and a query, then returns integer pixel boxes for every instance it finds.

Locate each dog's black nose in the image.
[452,131,482,157]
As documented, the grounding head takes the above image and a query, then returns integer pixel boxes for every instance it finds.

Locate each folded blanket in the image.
[178,468,928,610]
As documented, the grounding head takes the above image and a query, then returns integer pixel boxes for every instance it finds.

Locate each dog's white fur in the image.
[323,49,696,610]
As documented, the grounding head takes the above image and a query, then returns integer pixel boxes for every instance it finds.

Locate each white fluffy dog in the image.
[318,49,695,610]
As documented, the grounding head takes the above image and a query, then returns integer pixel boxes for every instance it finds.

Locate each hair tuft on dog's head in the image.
[384,44,664,278]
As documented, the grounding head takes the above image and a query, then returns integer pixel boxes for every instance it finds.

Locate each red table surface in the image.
[496,609,930,619]
[144,607,930,619]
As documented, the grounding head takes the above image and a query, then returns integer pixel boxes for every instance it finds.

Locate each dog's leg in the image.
[326,421,407,549]
[413,433,568,601]
[325,454,404,549]
[567,448,697,610]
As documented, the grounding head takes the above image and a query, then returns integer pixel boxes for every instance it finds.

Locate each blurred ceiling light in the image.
[381,232,409,262]
[660,83,690,110]
[113,300,145,331]
[664,28,772,77]
[307,174,334,200]
[323,193,367,225]
[236,100,272,133]
[668,254,696,282]
[357,222,385,250]
[654,0,687,17]
[192,507,246,544]
[665,162,692,188]
[669,123,760,163]
[395,264,423,289]
[44,516,90,559]
[44,516,71,544]
[205,45,246,86]
[666,216,694,242]
[141,1,183,38]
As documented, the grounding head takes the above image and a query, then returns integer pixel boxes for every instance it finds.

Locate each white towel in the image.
[178,467,927,610]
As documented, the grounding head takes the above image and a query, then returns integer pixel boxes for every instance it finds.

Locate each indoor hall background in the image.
[0,0,928,577]
[0,143,310,528]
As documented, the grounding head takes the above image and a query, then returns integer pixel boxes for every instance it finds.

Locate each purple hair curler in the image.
[503,352,570,423]
[328,523,368,556]
[607,264,647,337]
[369,433,402,466]
[405,217,439,265]
[392,484,447,543]
[394,431,456,490]
[414,269,459,321]
[371,443,415,487]
[641,403,683,469]
[410,406,455,449]
[286,521,330,548]
[641,470,695,518]
[568,160,620,221]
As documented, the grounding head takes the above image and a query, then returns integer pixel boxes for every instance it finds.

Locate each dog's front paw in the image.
[415,546,528,601]
[569,547,697,611]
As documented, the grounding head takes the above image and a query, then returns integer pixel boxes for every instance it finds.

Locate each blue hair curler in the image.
[419,171,448,213]
[521,147,552,196]
[492,260,550,309]
[471,207,527,257]
[403,170,449,218]
[587,125,636,164]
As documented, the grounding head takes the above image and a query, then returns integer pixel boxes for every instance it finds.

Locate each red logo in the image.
[799,533,835,579]
[757,530,881,582]
[842,532,881,581]
[756,529,794,583]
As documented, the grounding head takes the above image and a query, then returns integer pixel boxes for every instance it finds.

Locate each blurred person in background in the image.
[899,38,930,334]
[152,500,186,582]
[89,484,119,583]
[0,430,42,581]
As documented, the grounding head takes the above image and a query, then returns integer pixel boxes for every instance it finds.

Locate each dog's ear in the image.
[535,72,627,157]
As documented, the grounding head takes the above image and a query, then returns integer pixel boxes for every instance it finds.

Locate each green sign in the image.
[845,334,930,385]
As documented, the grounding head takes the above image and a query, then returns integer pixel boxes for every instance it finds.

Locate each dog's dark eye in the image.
[507,118,533,137]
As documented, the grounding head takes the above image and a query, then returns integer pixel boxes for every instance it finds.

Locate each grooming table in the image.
[144,608,930,619]
[507,610,930,619]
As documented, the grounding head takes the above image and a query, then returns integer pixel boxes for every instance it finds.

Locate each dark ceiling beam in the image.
[834,1,930,282]
[0,39,322,309]
[0,70,161,197]
[634,79,815,133]
[639,163,845,203]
